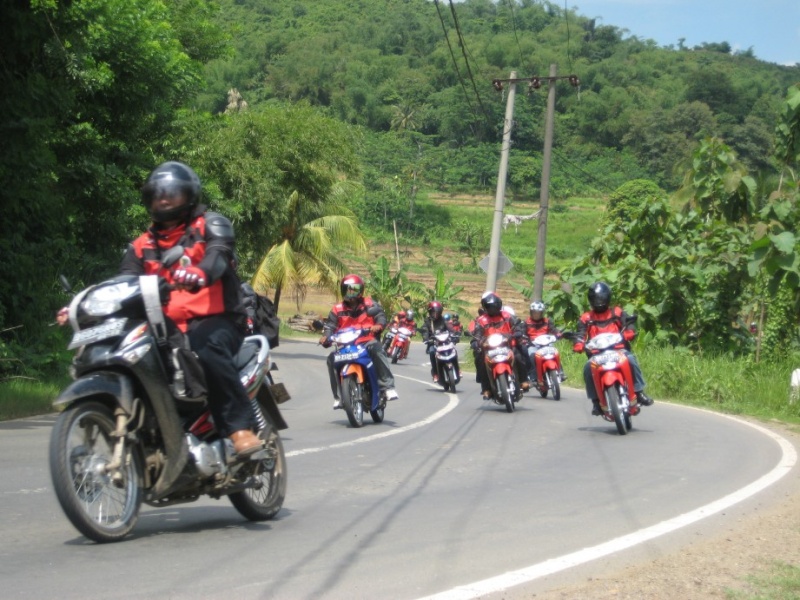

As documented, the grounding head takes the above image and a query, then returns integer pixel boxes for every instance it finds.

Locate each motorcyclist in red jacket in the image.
[319,274,399,409]
[122,161,262,457]
[523,301,566,385]
[572,282,653,415]
[472,292,531,399]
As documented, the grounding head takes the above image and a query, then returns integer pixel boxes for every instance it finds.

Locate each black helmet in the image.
[588,282,611,312]
[481,292,502,317]
[141,161,201,224]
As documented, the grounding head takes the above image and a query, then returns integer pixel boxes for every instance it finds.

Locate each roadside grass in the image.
[726,561,800,599]
[0,379,64,421]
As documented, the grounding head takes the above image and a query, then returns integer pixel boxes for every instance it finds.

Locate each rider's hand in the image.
[319,335,331,348]
[623,329,635,341]
[173,266,207,292]
[572,342,584,353]
[55,307,69,326]
[370,324,383,335]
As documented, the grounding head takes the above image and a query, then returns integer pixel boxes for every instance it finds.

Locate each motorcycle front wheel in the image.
[445,364,457,393]
[49,401,142,543]
[229,424,287,521]
[341,375,365,427]
[606,385,629,435]
[497,373,515,413]
[390,346,400,364]
[547,369,561,401]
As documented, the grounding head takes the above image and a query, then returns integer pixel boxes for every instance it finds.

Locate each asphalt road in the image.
[0,338,796,599]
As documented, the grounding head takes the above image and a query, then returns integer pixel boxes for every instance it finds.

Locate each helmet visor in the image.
[343,283,363,300]
[142,181,189,207]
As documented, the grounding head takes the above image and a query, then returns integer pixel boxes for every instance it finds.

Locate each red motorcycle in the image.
[585,326,640,435]
[387,325,413,364]
[527,333,565,400]
[482,332,520,413]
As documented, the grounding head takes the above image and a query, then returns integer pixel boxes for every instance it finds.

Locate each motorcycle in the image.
[584,319,640,435]
[481,332,520,413]
[432,329,460,393]
[330,326,387,428]
[49,266,289,543]
[387,325,413,364]
[527,333,565,400]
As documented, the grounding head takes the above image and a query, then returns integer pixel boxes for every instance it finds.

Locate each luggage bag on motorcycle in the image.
[241,283,281,348]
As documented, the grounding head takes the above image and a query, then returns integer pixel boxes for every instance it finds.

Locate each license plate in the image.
[69,318,128,349]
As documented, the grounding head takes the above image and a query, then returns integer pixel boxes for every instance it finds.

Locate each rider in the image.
[450,313,463,339]
[319,274,399,409]
[121,161,262,457]
[421,301,458,383]
[472,292,531,399]
[523,301,566,385]
[572,282,653,415]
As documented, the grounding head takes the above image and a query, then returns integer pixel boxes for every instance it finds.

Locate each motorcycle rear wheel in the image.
[606,385,629,435]
[497,374,515,413]
[548,369,561,401]
[49,401,142,543]
[229,424,287,521]
[341,375,365,427]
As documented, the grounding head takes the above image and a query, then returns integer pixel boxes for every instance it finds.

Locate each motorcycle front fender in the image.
[341,363,365,384]
[53,371,136,414]
[493,363,513,377]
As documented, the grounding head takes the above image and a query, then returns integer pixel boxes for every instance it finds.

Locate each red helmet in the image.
[340,274,365,304]
[427,301,443,319]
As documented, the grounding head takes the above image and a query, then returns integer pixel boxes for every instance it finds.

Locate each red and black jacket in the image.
[524,317,561,341]
[575,306,634,350]
[322,297,387,345]
[119,207,245,332]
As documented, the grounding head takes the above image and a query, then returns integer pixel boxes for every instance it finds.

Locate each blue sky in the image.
[571,0,800,66]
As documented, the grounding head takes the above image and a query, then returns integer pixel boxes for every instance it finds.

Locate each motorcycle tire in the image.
[606,385,629,435]
[370,402,385,424]
[229,422,287,521]
[341,375,365,428]
[445,364,456,393]
[390,346,400,364]
[497,373,515,413]
[547,369,561,401]
[49,400,143,543]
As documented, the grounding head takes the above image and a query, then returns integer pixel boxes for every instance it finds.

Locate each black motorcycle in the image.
[49,259,289,542]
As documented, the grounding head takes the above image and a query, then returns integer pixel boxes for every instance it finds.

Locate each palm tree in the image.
[251,185,366,312]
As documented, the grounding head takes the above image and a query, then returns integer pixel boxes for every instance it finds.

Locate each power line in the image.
[433,0,479,122]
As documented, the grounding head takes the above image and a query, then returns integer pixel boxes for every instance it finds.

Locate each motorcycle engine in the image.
[186,434,227,478]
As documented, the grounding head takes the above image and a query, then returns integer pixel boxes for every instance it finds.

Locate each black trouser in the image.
[188,316,254,437]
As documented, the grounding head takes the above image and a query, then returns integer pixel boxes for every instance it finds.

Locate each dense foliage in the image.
[2,0,800,382]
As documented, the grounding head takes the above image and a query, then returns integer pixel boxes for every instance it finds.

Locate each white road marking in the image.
[286,375,459,458]
[417,406,798,600]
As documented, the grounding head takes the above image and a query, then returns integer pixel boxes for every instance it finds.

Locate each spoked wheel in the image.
[341,375,365,427]
[497,374,515,413]
[49,401,142,543]
[606,385,628,435]
[229,424,287,521]
[548,369,561,400]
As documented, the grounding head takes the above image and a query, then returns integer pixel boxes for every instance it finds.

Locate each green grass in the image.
[0,379,64,420]
[726,561,800,599]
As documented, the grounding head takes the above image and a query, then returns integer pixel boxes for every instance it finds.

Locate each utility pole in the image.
[533,64,557,303]
[486,71,517,293]
[490,70,581,298]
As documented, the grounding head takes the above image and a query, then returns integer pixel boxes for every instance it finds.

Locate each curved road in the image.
[0,338,796,599]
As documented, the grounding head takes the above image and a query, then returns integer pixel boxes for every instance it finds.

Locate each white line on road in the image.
[286,375,459,458]
[417,406,798,600]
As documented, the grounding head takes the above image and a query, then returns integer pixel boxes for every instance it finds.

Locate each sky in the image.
[569,0,800,66]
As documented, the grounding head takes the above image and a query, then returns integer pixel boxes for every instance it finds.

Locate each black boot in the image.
[636,391,654,406]
[591,400,602,415]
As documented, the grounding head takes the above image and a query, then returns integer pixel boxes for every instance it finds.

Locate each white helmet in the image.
[502,305,516,317]
[529,301,545,313]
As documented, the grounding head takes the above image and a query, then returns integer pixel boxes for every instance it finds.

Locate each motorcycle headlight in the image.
[81,282,138,316]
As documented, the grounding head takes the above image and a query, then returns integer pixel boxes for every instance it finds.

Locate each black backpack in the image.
[241,283,280,348]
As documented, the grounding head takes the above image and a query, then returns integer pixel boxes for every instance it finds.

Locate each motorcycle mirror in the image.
[58,274,72,293]
[161,245,185,268]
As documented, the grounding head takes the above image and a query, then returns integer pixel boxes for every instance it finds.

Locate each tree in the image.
[251,189,367,312]
[364,256,426,316]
